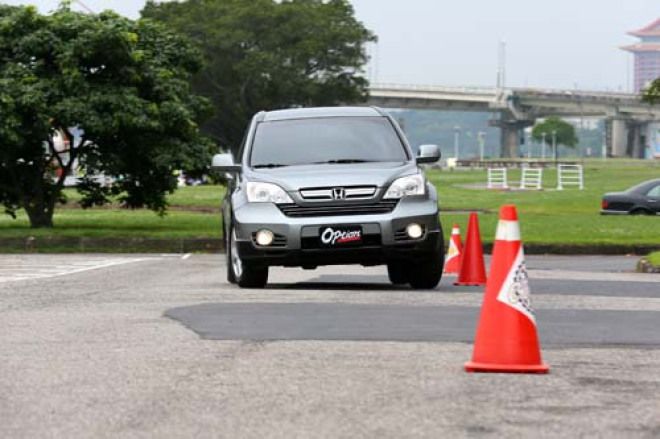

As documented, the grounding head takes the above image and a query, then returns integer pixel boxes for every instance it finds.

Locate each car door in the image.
[644,184,660,213]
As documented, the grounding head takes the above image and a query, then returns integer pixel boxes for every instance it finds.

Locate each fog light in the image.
[406,223,424,239]
[255,229,274,246]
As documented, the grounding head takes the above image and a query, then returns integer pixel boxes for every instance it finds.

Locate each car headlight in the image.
[384,174,426,199]
[246,182,293,204]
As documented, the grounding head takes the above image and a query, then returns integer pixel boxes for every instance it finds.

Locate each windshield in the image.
[250,117,408,168]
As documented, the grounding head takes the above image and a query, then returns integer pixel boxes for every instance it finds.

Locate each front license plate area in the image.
[319,225,363,247]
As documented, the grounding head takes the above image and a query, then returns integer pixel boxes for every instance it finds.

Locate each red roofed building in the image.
[622,18,660,93]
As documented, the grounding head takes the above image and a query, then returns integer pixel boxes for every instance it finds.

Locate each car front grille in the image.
[278,200,398,217]
[299,186,377,201]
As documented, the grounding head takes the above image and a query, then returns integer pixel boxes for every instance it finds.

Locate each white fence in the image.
[520,167,543,190]
[487,168,508,189]
[557,164,584,190]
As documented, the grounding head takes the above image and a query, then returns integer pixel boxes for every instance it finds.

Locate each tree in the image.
[642,77,660,104]
[142,0,375,154]
[0,5,212,228]
[531,117,578,152]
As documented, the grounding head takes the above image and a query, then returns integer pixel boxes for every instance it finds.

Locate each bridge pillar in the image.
[491,118,534,158]
[627,122,648,159]
[609,119,628,157]
[607,119,648,158]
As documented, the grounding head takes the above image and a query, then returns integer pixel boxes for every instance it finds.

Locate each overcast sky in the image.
[3,0,658,91]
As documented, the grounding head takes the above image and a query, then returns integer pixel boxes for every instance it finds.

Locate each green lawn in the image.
[429,160,660,245]
[0,209,221,239]
[0,159,658,248]
[647,251,660,266]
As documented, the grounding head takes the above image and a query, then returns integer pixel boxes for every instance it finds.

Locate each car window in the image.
[250,117,408,167]
[646,185,660,198]
[627,181,655,194]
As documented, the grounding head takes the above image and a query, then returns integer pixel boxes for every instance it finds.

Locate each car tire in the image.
[408,234,445,290]
[630,208,653,215]
[228,226,268,288]
[226,224,237,284]
[387,262,409,285]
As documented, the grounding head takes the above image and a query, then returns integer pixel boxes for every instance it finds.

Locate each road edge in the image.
[0,236,657,255]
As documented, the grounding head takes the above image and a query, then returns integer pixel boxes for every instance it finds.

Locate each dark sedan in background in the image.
[601,178,660,215]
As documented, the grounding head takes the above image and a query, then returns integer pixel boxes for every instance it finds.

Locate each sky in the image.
[3,0,658,92]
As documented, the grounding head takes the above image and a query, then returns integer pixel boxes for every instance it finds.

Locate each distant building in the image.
[622,18,660,93]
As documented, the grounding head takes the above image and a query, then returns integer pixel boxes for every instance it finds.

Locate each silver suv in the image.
[212,107,444,289]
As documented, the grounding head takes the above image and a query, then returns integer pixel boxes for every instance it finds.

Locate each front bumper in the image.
[232,197,442,267]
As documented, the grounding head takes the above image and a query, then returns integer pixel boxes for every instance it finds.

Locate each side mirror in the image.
[211,153,242,173]
[416,144,441,164]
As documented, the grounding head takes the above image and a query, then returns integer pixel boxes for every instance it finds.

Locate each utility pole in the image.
[552,129,558,164]
[454,126,461,159]
[496,40,507,90]
[541,132,547,160]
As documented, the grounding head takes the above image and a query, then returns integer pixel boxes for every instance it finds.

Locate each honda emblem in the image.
[331,187,346,200]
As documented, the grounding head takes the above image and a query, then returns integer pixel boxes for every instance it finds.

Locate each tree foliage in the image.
[142,0,375,153]
[642,77,660,104]
[531,117,578,149]
[0,5,212,227]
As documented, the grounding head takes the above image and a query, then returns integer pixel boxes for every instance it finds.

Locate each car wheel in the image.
[387,262,409,285]
[226,223,237,284]
[228,226,268,288]
[408,234,445,290]
[630,208,653,215]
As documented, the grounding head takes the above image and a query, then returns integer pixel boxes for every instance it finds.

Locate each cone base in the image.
[454,281,486,286]
[464,361,549,374]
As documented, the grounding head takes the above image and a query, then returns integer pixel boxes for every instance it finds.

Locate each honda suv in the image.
[212,107,444,289]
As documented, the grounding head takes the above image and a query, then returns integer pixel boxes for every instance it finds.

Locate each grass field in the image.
[0,159,658,250]
[647,251,660,266]
[432,160,660,246]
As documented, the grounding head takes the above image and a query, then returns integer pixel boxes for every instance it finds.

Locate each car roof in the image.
[259,106,385,122]
[628,178,660,192]
[635,178,660,186]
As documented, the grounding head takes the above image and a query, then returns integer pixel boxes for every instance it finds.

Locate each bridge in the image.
[367,83,660,158]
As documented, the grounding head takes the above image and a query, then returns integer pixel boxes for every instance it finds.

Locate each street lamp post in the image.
[478,131,486,161]
[552,129,558,164]
[454,126,460,159]
[541,132,547,159]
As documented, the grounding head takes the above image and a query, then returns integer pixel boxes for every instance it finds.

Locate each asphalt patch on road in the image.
[275,274,660,298]
[165,303,660,347]
[528,279,660,298]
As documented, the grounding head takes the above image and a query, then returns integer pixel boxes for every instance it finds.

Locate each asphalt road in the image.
[1,254,660,438]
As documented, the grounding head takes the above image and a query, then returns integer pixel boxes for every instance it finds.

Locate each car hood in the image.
[245,161,417,191]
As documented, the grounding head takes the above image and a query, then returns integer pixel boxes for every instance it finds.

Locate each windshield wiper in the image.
[311,159,375,165]
[252,163,289,169]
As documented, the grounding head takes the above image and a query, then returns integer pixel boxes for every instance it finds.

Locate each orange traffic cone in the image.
[454,213,487,286]
[465,205,549,374]
[444,224,463,274]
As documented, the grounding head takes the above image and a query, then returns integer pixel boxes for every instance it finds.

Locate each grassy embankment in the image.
[647,251,660,266]
[0,159,658,251]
